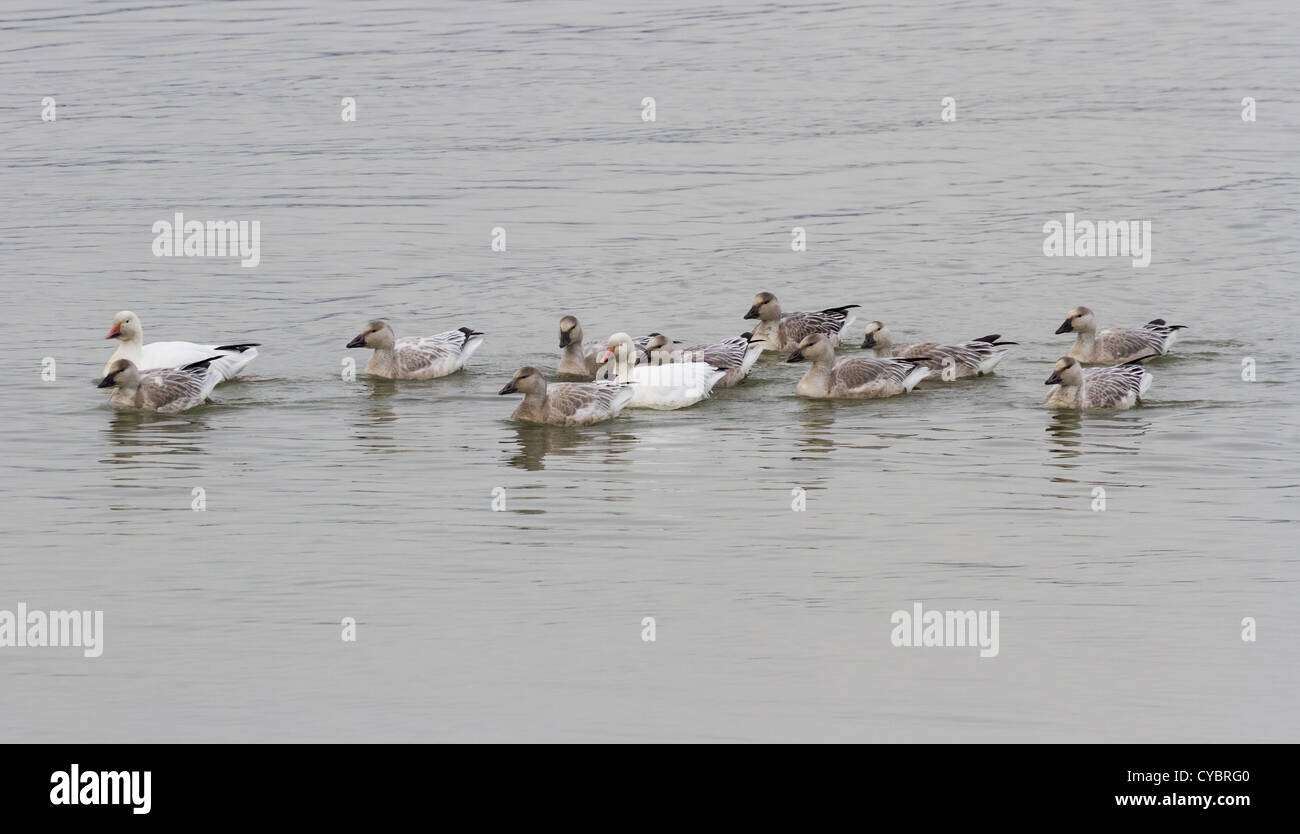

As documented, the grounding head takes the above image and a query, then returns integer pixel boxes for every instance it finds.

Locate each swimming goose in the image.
[498,366,633,426]
[1044,356,1153,409]
[743,292,859,352]
[599,333,724,409]
[593,332,668,378]
[645,332,765,388]
[557,315,605,377]
[786,333,931,398]
[1055,306,1185,364]
[346,320,483,379]
[102,311,259,382]
[97,357,223,413]
[861,321,1016,379]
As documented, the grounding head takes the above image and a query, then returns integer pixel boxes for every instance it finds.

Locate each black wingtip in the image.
[1124,353,1161,365]
[181,356,223,372]
[459,327,484,338]
[213,343,260,352]
[822,304,861,314]
[973,334,1001,344]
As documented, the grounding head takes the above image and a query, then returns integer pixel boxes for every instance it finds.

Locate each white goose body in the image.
[103,311,259,382]
[600,333,724,409]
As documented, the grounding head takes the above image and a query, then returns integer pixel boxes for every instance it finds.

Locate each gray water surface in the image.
[1,0,1297,742]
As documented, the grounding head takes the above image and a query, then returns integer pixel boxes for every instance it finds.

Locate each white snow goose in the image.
[103,311,259,382]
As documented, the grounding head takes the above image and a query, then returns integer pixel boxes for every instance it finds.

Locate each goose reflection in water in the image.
[505,422,637,471]
[102,407,212,471]
[1044,410,1152,467]
[794,397,839,459]
[353,378,400,451]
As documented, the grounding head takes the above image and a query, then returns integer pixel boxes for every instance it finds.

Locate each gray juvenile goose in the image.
[1055,306,1185,364]
[644,332,765,388]
[1043,356,1154,409]
[346,320,484,379]
[743,292,859,352]
[97,357,224,413]
[557,315,607,376]
[498,366,633,426]
[861,321,1016,379]
[787,333,931,399]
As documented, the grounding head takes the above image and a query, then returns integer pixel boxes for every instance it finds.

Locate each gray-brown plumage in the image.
[861,321,1015,379]
[786,333,931,399]
[743,291,859,351]
[557,315,605,377]
[1055,306,1185,364]
[498,366,634,426]
[1043,356,1153,409]
[644,332,764,387]
[97,357,223,413]
[346,320,484,379]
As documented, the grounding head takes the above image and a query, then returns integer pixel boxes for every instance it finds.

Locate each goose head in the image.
[499,366,546,396]
[1045,356,1083,387]
[1055,306,1095,335]
[786,333,834,363]
[347,320,395,350]
[558,315,582,348]
[861,320,891,349]
[97,358,140,391]
[744,291,780,322]
[643,332,679,361]
[598,332,638,365]
[106,311,143,342]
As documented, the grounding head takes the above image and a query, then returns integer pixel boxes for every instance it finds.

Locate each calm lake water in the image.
[1,1,1297,742]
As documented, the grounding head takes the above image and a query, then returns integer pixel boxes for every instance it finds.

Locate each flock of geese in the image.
[94,293,1187,424]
